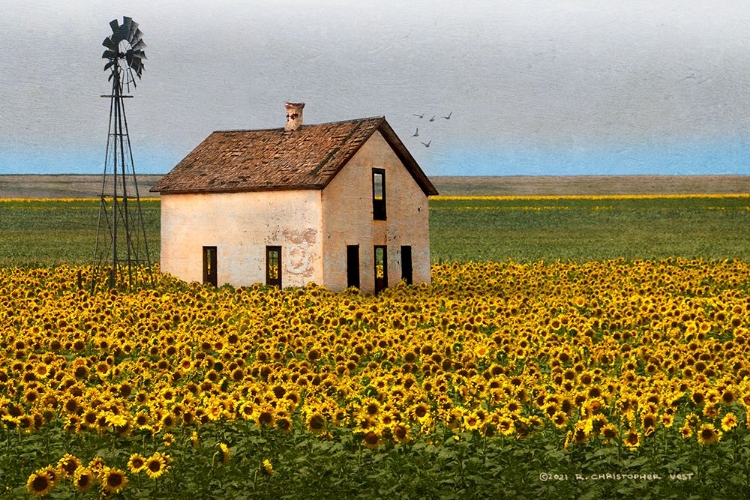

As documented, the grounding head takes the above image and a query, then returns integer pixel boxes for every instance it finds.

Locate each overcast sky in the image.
[2,0,750,176]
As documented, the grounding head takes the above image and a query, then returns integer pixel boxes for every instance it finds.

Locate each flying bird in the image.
[429,115,435,122]
[442,111,452,119]
[413,127,419,137]
[412,113,425,118]
[421,140,431,147]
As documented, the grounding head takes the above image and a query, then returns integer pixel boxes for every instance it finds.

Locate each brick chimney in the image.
[285,102,305,131]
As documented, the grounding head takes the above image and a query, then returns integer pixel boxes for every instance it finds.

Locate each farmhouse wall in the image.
[160,190,323,287]
[322,131,431,292]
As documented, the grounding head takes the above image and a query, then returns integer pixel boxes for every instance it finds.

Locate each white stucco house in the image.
[150,102,438,293]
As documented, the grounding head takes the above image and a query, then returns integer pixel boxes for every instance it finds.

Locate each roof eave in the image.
[154,183,326,195]
[376,120,439,196]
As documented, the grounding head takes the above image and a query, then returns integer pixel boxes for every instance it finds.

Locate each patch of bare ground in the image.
[0,175,163,199]
[430,175,750,196]
[0,174,748,198]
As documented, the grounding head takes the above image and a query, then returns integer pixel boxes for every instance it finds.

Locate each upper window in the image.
[372,169,386,220]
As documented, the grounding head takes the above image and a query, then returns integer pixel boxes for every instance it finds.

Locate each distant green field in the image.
[0,199,160,268]
[0,196,748,267]
[430,195,750,262]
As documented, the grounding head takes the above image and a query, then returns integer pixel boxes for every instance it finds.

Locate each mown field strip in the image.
[0,196,748,267]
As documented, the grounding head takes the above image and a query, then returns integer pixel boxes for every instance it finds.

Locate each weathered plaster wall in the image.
[160,190,323,287]
[321,131,431,292]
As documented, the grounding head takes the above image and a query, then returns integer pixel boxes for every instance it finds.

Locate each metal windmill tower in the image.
[92,17,152,291]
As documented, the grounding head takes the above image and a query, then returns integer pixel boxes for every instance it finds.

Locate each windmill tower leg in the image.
[92,16,152,292]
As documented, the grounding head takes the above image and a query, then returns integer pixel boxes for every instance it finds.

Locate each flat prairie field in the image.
[2,174,749,198]
[0,195,748,267]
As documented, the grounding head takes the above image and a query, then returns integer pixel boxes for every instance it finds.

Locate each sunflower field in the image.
[1,193,749,498]
[0,257,749,499]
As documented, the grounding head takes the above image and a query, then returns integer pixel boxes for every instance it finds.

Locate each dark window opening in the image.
[266,246,281,287]
[374,245,388,294]
[372,169,386,220]
[401,245,413,285]
[203,246,217,287]
[347,245,360,288]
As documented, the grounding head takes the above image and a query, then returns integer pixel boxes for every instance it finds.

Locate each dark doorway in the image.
[347,245,360,288]
[374,245,388,294]
[266,246,281,287]
[203,246,217,287]
[401,245,413,285]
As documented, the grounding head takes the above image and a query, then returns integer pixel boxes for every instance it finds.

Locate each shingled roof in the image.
[150,117,438,196]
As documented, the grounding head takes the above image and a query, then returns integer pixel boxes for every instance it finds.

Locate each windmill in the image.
[92,16,152,291]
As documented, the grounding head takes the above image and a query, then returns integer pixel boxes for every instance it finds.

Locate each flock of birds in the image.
[411,111,452,148]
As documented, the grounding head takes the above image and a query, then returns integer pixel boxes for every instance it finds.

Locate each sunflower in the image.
[410,402,431,423]
[238,401,255,420]
[571,420,592,445]
[23,388,39,405]
[680,422,694,439]
[276,415,293,433]
[379,411,395,427]
[684,412,701,428]
[306,412,327,434]
[26,469,54,497]
[721,389,736,405]
[624,428,641,450]
[262,459,274,476]
[73,467,94,493]
[128,453,146,473]
[697,423,722,445]
[542,402,558,418]
[583,398,604,416]
[163,432,174,447]
[255,406,275,428]
[101,467,128,494]
[135,391,149,405]
[82,409,98,429]
[474,344,489,358]
[34,363,49,379]
[551,411,568,429]
[362,429,383,449]
[392,423,411,444]
[361,398,381,418]
[691,391,705,406]
[721,412,738,432]
[145,452,170,479]
[661,413,674,428]
[505,399,522,415]
[57,453,81,479]
[600,423,619,442]
[641,413,658,435]
[219,443,231,464]
[462,411,482,431]
[63,397,80,414]
[497,416,515,436]
[134,411,150,429]
[161,411,177,429]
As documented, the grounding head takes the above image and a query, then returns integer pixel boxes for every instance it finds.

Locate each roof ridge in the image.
[214,116,385,134]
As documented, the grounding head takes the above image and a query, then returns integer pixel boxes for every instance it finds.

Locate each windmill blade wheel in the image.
[102,16,146,81]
